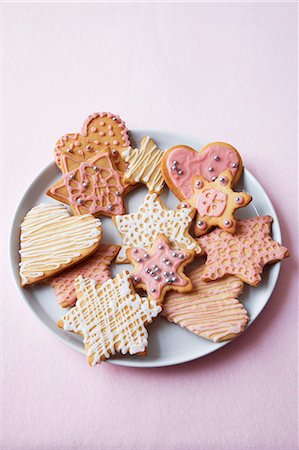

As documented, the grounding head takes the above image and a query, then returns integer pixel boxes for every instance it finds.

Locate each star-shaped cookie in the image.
[47,244,120,308]
[47,150,126,217]
[57,271,161,366]
[54,112,131,174]
[121,136,165,194]
[161,264,248,342]
[112,193,202,263]
[188,169,252,236]
[127,234,195,304]
[198,216,290,286]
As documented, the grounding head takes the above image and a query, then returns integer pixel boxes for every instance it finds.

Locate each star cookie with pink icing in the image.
[47,150,127,217]
[127,234,195,305]
[186,169,252,237]
[198,216,289,286]
[46,244,120,308]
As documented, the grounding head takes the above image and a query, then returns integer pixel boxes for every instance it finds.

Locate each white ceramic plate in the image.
[10,130,282,368]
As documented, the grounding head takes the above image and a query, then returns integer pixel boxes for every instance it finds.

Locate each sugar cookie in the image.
[127,234,195,304]
[162,142,243,200]
[54,112,131,174]
[187,169,252,236]
[19,203,102,287]
[162,265,248,342]
[198,216,290,286]
[113,193,202,263]
[47,150,126,217]
[47,244,119,308]
[57,271,161,366]
[121,136,165,194]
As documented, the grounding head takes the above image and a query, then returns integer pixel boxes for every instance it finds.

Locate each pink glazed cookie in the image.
[46,244,120,307]
[127,234,195,305]
[162,142,243,201]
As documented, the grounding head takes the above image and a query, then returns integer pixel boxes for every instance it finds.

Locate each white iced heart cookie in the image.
[19,203,102,286]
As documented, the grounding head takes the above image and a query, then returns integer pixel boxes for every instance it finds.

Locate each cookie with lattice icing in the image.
[162,264,248,342]
[162,142,243,200]
[54,112,131,175]
[121,136,165,194]
[112,193,202,263]
[47,150,126,217]
[19,203,102,287]
[187,169,252,236]
[127,234,195,305]
[46,244,119,308]
[57,271,161,366]
[198,216,290,286]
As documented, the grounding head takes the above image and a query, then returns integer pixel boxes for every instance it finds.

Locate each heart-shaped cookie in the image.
[19,203,102,287]
[54,112,131,174]
[161,142,243,200]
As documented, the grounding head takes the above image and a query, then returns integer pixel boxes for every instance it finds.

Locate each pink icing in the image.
[196,189,228,217]
[130,237,190,301]
[166,143,241,199]
[51,152,125,216]
[47,244,119,307]
[199,216,289,286]
[161,265,248,342]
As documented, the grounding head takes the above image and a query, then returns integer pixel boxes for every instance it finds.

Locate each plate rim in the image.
[9,130,283,368]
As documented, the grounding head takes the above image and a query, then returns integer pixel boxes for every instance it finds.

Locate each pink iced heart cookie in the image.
[161,142,243,200]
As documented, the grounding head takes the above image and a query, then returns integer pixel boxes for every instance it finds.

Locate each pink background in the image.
[2,3,298,450]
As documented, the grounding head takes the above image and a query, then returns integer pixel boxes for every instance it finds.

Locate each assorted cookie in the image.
[57,271,161,366]
[18,113,290,366]
[19,203,102,287]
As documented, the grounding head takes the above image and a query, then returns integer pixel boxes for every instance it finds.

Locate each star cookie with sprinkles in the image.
[54,112,131,175]
[47,244,120,308]
[57,271,161,366]
[121,136,165,194]
[187,169,252,237]
[127,234,195,305]
[47,150,126,217]
[198,216,290,286]
[112,193,202,263]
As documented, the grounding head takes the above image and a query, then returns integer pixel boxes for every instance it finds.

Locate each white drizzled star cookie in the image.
[127,234,195,305]
[162,264,248,342]
[121,136,165,194]
[19,203,102,287]
[112,193,202,263]
[57,271,161,366]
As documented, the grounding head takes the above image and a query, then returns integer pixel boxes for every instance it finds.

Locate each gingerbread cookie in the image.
[162,265,248,342]
[47,244,119,308]
[198,216,290,286]
[113,193,202,263]
[47,150,126,217]
[57,271,161,366]
[127,234,195,305]
[54,112,131,174]
[162,142,243,200]
[121,136,165,194]
[187,169,252,236]
[19,203,102,287]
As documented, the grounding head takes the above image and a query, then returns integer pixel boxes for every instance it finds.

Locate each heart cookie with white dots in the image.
[54,112,131,174]
[161,142,243,201]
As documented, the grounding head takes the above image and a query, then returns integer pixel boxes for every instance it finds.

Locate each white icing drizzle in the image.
[114,193,201,263]
[122,136,164,193]
[19,203,102,284]
[60,271,161,366]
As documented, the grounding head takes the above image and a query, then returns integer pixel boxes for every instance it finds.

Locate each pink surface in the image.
[1,3,298,450]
